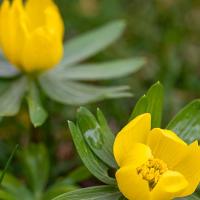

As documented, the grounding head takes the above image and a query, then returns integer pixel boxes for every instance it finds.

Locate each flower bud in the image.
[0,0,64,73]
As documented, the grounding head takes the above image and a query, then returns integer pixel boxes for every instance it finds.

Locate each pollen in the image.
[137,158,168,190]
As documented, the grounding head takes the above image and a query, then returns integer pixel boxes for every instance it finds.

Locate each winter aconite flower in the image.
[114,113,200,200]
[0,0,64,73]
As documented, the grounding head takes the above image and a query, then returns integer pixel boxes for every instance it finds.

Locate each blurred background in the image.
[0,0,200,195]
[55,0,200,123]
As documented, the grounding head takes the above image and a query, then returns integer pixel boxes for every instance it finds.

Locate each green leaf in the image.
[68,121,116,185]
[118,196,127,200]
[0,172,33,200]
[167,100,200,143]
[39,75,132,105]
[51,58,146,81]
[26,81,48,127]
[43,186,78,200]
[130,95,148,119]
[52,185,121,200]
[96,108,115,147]
[77,107,117,168]
[0,55,20,78]
[60,166,91,185]
[0,77,27,116]
[0,145,19,185]
[58,20,126,67]
[43,167,90,200]
[130,82,164,128]
[19,144,49,198]
[177,193,200,200]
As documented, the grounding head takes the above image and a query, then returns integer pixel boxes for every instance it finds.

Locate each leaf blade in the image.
[68,121,116,185]
[0,77,27,116]
[52,185,121,200]
[58,20,126,67]
[0,55,20,78]
[26,81,48,127]
[39,75,132,105]
[19,144,50,196]
[130,82,164,128]
[52,58,146,81]
[167,100,200,143]
[146,82,164,128]
[77,107,117,168]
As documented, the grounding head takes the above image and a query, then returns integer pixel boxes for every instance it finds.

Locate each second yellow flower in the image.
[0,0,64,73]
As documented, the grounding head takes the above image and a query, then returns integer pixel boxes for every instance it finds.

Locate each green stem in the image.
[0,144,19,184]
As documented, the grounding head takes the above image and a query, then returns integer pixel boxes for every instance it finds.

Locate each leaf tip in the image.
[113,19,126,28]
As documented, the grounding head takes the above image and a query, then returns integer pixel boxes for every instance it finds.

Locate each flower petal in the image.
[147,128,188,168]
[0,3,1,47]
[25,0,64,37]
[151,170,188,200]
[121,143,152,167]
[0,0,28,67]
[21,28,63,72]
[113,113,151,167]
[25,0,53,30]
[0,0,12,59]
[44,5,64,38]
[173,141,200,196]
[116,165,150,200]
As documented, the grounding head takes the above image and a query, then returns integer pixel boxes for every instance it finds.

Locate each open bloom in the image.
[114,113,200,200]
[0,0,64,73]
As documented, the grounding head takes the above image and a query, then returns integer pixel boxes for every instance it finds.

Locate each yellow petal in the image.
[0,0,12,59]
[147,128,188,168]
[25,0,64,36]
[25,0,52,29]
[9,0,28,65]
[173,141,200,196]
[120,143,152,167]
[45,6,64,38]
[151,170,188,200]
[0,0,28,67]
[21,28,63,72]
[0,4,1,47]
[116,165,150,200]
[113,113,151,167]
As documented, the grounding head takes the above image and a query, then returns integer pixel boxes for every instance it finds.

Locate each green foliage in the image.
[49,58,145,81]
[0,145,19,185]
[0,144,91,200]
[167,100,200,143]
[0,173,34,200]
[0,53,19,78]
[39,78,132,106]
[130,81,164,128]
[68,120,116,185]
[63,82,200,200]
[0,77,27,116]
[0,1,200,199]
[53,185,121,200]
[77,107,117,168]
[26,81,48,127]
[178,194,200,200]
[0,20,146,126]
[59,20,126,67]
[19,144,49,197]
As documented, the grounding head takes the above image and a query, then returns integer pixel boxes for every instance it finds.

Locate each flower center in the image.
[136,158,168,190]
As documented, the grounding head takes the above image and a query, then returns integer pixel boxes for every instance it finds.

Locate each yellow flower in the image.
[0,0,64,73]
[114,113,200,200]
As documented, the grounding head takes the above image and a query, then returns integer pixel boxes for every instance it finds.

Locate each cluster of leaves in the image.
[57,0,200,93]
[53,82,200,200]
[0,144,91,200]
[0,20,145,127]
[55,0,200,127]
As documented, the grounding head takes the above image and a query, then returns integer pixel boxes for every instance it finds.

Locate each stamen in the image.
[137,158,168,190]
